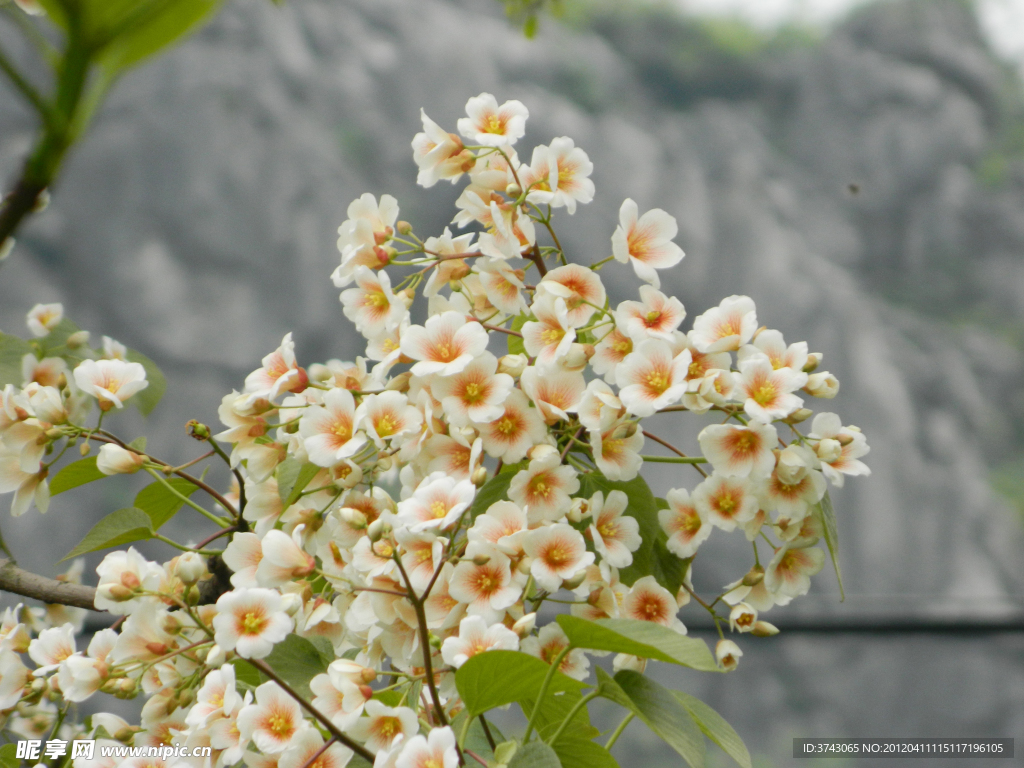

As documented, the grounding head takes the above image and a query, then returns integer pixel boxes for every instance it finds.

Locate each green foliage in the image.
[0,743,18,768]
[455,650,586,717]
[50,456,105,495]
[576,472,684,591]
[468,460,527,520]
[507,741,561,767]
[263,634,329,699]
[520,688,598,741]
[557,615,718,672]
[134,476,200,530]
[63,506,153,560]
[598,668,705,768]
[0,333,33,387]
[496,0,564,39]
[508,313,530,355]
[812,490,844,601]
[277,458,320,509]
[674,690,752,768]
[551,735,621,768]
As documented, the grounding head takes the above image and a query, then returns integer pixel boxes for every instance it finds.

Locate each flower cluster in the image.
[0,94,869,767]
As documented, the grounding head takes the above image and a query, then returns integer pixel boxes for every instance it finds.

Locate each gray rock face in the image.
[1,0,1023,759]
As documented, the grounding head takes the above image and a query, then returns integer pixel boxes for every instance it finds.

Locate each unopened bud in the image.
[56,372,68,391]
[803,353,823,373]
[497,354,528,379]
[187,420,211,441]
[471,553,492,566]
[360,668,377,684]
[805,372,839,399]
[173,551,208,585]
[79,441,91,456]
[567,497,587,523]
[396,220,413,235]
[562,570,587,590]
[527,444,558,461]
[751,620,780,637]
[512,613,537,638]
[96,444,147,476]
[280,593,303,616]
[341,507,368,529]
[836,433,854,446]
[65,330,91,350]
[399,288,415,309]
[385,371,413,392]
[44,427,63,440]
[816,438,842,464]
[428,633,443,649]
[145,641,170,657]
[471,466,489,487]
[367,519,387,542]
[776,445,809,485]
[786,408,813,424]
[206,644,225,667]
[505,182,522,197]
[561,343,595,371]
[359,683,375,700]
[102,584,135,602]
[114,726,137,744]
[516,556,533,575]
[376,455,393,472]
[742,566,765,587]
[611,421,638,440]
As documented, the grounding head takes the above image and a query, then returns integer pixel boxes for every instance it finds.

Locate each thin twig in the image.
[642,430,708,478]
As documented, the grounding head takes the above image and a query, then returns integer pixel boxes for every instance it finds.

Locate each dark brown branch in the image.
[0,558,100,611]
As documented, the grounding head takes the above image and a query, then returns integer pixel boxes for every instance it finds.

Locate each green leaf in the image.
[263,634,329,699]
[62,507,154,561]
[0,332,32,387]
[466,717,506,761]
[0,743,18,768]
[813,490,844,601]
[128,436,148,452]
[508,741,560,768]
[552,736,621,768]
[133,477,200,530]
[520,688,599,742]
[576,472,683,591]
[468,461,527,520]
[507,314,529,355]
[455,650,586,718]
[557,615,719,672]
[50,457,105,495]
[373,690,403,707]
[126,348,167,416]
[231,658,266,688]
[673,691,751,768]
[599,669,705,768]
[306,635,335,667]
[277,458,320,509]
[94,0,225,73]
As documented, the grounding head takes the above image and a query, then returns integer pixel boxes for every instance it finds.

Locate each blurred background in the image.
[2,0,1024,764]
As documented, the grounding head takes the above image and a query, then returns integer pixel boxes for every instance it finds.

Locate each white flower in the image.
[692,473,759,532]
[477,258,529,315]
[186,663,239,727]
[477,389,548,463]
[589,422,644,482]
[522,295,577,367]
[616,339,691,417]
[507,454,580,524]
[735,354,807,423]
[213,588,294,659]
[690,295,758,353]
[524,524,594,592]
[279,729,354,768]
[521,623,590,680]
[809,412,870,487]
[621,576,685,632]
[26,303,62,337]
[355,391,423,448]
[256,528,316,588]
[431,352,513,427]
[237,681,310,754]
[412,110,474,188]
[458,93,529,147]
[401,312,488,377]
[729,603,757,633]
[0,649,29,709]
[73,359,148,410]
[614,286,686,342]
[448,543,520,623]
[587,491,641,569]
[520,366,585,424]
[395,726,460,768]
[94,547,164,614]
[28,623,76,675]
[243,333,307,402]
[396,471,476,532]
[521,137,595,214]
[95,444,146,475]
[0,445,48,517]
[764,545,825,598]
[440,615,519,668]
[310,664,372,730]
[659,488,711,558]
[738,329,808,372]
[348,701,418,755]
[299,387,367,467]
[697,422,778,479]
[611,199,684,288]
[716,639,742,671]
[341,266,409,338]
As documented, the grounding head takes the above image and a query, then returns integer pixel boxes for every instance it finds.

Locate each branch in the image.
[0,558,100,611]
[0,42,51,119]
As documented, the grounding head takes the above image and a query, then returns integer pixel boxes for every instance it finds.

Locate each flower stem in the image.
[522,645,571,742]
[604,712,634,750]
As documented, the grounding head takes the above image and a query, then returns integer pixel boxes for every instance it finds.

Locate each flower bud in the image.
[65,330,91,350]
[79,441,91,456]
[751,620,780,637]
[803,353,823,373]
[776,446,809,485]
[562,570,587,590]
[497,354,528,379]
[396,220,413,235]
[428,632,443,649]
[786,408,813,424]
[399,289,416,309]
[96,444,147,476]
[341,507,368,529]
[471,553,492,566]
[527,444,558,462]
[173,552,208,585]
[505,182,522,198]
[715,639,743,671]
[187,420,211,441]
[471,466,489,487]
[516,556,533,575]
[98,584,136,603]
[805,372,839,399]
[367,519,387,542]
[44,427,63,441]
[816,438,842,464]
[567,497,587,523]
[376,456,393,473]
[512,612,537,638]
[206,644,225,667]
[611,422,638,440]
[280,593,304,616]
[563,343,596,372]
[385,372,413,392]
[741,565,765,587]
